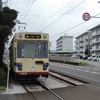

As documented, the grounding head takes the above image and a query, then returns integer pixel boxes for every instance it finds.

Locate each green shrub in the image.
[0,61,7,72]
[0,68,7,86]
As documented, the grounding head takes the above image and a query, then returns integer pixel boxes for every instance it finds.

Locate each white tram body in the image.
[9,32,49,82]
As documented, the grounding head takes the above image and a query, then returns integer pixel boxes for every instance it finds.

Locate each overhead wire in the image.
[40,0,81,31]
[42,0,82,31]
[48,0,92,32]
[50,21,85,38]
[50,12,100,40]
[50,20,100,42]
[20,0,31,20]
[18,6,100,18]
[83,0,91,5]
[40,0,87,32]
[21,0,35,22]
[34,0,76,31]
[70,22,100,37]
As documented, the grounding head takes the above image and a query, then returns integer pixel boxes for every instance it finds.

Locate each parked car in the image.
[88,54,97,61]
[99,57,100,62]
[72,54,83,59]
[83,55,91,60]
[93,55,100,62]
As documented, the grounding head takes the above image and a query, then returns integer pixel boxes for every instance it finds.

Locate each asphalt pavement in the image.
[76,59,100,67]
[49,60,100,86]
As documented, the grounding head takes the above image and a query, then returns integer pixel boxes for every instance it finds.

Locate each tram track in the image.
[20,80,64,100]
[37,80,64,100]
[49,72,80,86]
[49,70,88,85]
[16,70,100,100]
[21,84,36,100]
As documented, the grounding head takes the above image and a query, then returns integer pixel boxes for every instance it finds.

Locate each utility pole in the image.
[0,0,2,12]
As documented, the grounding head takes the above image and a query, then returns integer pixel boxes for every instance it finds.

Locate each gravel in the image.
[0,75,70,94]
[0,83,26,94]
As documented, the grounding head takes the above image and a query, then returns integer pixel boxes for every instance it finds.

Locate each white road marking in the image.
[50,63,100,75]
[93,69,98,71]
[86,68,90,69]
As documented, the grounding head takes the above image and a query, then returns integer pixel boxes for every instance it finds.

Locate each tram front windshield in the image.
[17,41,48,58]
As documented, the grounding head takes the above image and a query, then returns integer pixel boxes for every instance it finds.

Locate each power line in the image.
[21,0,35,22]
[20,0,31,21]
[50,20,100,42]
[40,0,81,31]
[50,12,100,39]
[50,21,85,38]
[40,0,86,32]
[34,0,75,31]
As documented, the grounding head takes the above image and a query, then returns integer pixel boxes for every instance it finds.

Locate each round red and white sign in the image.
[82,12,91,21]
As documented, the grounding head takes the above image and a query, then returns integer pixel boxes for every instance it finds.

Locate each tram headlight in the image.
[19,35,23,38]
[43,35,47,39]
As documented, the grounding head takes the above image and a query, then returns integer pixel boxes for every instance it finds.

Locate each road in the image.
[76,59,100,67]
[49,61,100,86]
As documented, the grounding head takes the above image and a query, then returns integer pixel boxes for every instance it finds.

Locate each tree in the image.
[84,48,90,55]
[0,7,18,68]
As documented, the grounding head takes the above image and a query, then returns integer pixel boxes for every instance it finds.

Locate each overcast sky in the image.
[3,0,100,50]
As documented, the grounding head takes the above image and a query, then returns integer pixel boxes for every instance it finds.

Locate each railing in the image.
[92,46,100,51]
[49,56,71,62]
[92,39,100,43]
[49,55,80,65]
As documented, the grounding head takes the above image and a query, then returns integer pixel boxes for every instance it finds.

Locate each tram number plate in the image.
[21,72,27,75]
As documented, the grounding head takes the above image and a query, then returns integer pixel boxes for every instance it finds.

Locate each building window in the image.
[96,37,98,41]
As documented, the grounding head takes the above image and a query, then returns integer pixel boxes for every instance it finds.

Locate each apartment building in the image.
[75,24,100,55]
[56,35,73,52]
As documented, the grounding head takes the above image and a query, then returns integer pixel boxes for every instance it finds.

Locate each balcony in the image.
[79,38,83,42]
[80,43,83,47]
[80,49,83,52]
[92,31,96,36]
[75,45,79,48]
[85,36,88,40]
[75,40,79,44]
[92,31,100,37]
[92,46,100,51]
[92,39,100,44]
[85,41,89,45]
[82,43,85,47]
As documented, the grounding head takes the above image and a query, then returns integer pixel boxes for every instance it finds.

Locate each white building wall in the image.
[62,37,73,52]
[56,36,73,52]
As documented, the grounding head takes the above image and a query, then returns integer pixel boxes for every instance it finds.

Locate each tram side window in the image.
[17,42,24,58]
[41,42,48,58]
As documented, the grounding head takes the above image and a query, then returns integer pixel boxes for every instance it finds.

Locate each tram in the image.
[9,32,49,82]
